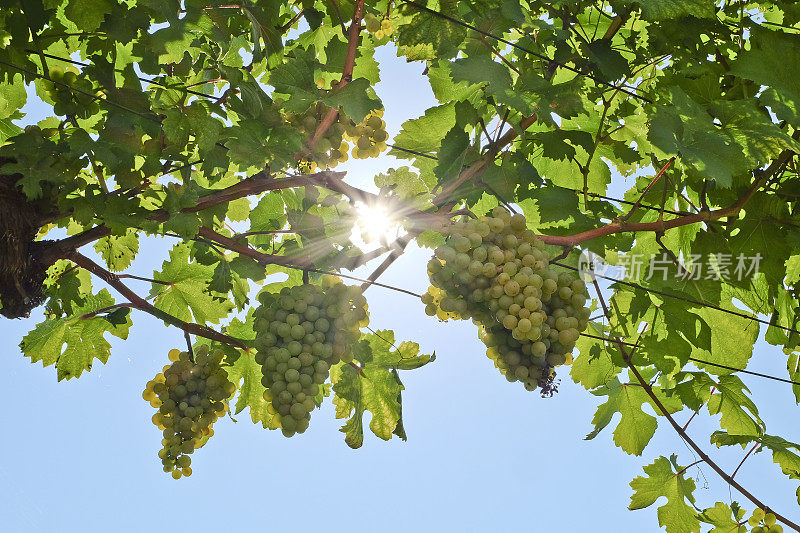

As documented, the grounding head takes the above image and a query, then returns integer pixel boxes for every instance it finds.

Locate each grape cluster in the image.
[289,103,350,170]
[41,68,99,119]
[747,509,783,533]
[345,110,388,160]
[253,281,368,437]
[422,207,591,393]
[143,346,235,479]
[364,13,394,39]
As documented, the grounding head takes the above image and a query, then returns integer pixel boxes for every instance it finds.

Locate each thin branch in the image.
[307,0,366,150]
[682,387,716,431]
[588,280,800,532]
[69,252,248,349]
[619,157,675,222]
[117,273,171,286]
[432,114,538,206]
[732,442,760,480]
[480,37,521,75]
[480,179,518,214]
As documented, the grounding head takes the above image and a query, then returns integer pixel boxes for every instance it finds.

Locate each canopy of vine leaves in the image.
[1,0,800,531]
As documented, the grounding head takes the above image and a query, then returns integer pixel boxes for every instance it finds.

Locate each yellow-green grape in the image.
[144,345,234,478]
[364,13,381,33]
[253,281,368,437]
[765,514,777,528]
[380,18,393,36]
[423,207,590,394]
[287,104,354,169]
[342,110,387,160]
[751,509,767,526]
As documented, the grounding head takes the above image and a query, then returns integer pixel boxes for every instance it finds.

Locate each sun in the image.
[354,203,401,244]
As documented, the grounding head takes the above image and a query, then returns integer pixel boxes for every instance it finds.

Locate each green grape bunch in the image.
[143,345,235,479]
[747,508,783,533]
[39,68,100,119]
[288,102,350,170]
[253,280,368,437]
[364,13,394,39]
[344,109,388,160]
[422,207,591,393]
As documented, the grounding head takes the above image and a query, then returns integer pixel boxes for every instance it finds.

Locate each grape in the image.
[143,345,234,478]
[422,209,591,394]
[253,281,368,437]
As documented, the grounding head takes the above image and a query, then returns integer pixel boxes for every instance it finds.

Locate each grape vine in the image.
[1,0,799,530]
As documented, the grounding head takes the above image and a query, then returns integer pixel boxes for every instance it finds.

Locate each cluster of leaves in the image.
[1,0,800,529]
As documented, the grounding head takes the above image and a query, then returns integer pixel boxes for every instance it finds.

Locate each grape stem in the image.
[589,278,800,532]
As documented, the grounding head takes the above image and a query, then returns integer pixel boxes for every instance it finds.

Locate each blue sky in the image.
[1,44,798,532]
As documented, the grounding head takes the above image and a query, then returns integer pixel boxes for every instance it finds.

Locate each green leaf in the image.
[93,229,139,272]
[150,244,233,325]
[786,255,800,285]
[433,125,468,186]
[699,502,744,533]
[710,431,800,493]
[391,103,455,154]
[269,49,318,113]
[64,0,112,31]
[427,60,482,104]
[449,56,513,97]
[732,26,800,127]
[649,88,749,187]
[321,78,382,123]
[332,330,433,448]
[706,375,763,437]
[629,455,700,533]
[572,323,622,390]
[621,0,715,20]
[19,289,131,380]
[0,74,26,120]
[587,371,682,455]
[788,349,800,404]
[584,40,631,81]
[226,347,280,429]
[373,166,433,209]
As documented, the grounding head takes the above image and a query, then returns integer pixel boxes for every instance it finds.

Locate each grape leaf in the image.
[19,289,131,381]
[321,78,382,123]
[64,0,113,31]
[732,26,800,128]
[93,229,139,272]
[226,349,280,430]
[698,502,744,533]
[332,330,433,448]
[390,103,456,154]
[706,375,764,437]
[587,371,682,455]
[572,323,622,390]
[629,455,700,533]
[621,0,716,20]
[150,244,233,325]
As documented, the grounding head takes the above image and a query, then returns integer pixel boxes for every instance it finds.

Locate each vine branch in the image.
[69,252,248,350]
[589,278,800,532]
[307,0,365,149]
